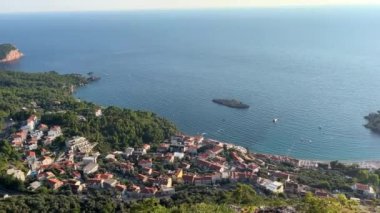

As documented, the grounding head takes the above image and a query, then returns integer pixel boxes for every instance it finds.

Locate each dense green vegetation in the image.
[0,44,17,60]
[0,70,177,153]
[0,184,359,212]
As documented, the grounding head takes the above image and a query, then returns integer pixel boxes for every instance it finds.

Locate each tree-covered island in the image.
[0,44,23,63]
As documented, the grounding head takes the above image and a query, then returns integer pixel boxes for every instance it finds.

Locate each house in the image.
[284,182,299,194]
[174,169,183,179]
[82,156,98,164]
[115,184,127,195]
[38,124,49,132]
[138,158,153,168]
[137,174,149,183]
[95,108,102,117]
[47,126,62,140]
[247,163,260,173]
[6,168,25,182]
[157,143,169,153]
[315,189,330,198]
[26,115,38,131]
[143,144,151,152]
[159,185,175,196]
[66,136,97,153]
[30,130,44,140]
[37,172,56,181]
[352,183,376,198]
[47,178,63,190]
[125,147,135,156]
[143,167,153,175]
[105,154,116,162]
[197,159,225,173]
[257,177,284,194]
[231,152,244,163]
[272,171,291,182]
[164,154,175,164]
[28,181,41,191]
[103,179,118,188]
[133,148,146,156]
[182,174,197,184]
[140,187,158,197]
[119,162,134,174]
[229,172,253,183]
[207,145,224,157]
[70,184,85,193]
[87,178,103,189]
[83,162,99,175]
[174,152,185,160]
[169,144,185,153]
[95,173,114,180]
[11,137,23,148]
[194,176,213,186]
[186,145,198,155]
[26,151,37,161]
[181,162,191,170]
[72,171,82,180]
[154,177,172,188]
[40,156,54,166]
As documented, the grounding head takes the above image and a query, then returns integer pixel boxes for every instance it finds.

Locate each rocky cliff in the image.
[0,44,23,63]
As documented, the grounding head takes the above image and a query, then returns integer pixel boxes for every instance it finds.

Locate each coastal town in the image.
[3,111,379,208]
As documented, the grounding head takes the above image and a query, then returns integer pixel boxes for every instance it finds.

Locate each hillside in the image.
[0,70,177,152]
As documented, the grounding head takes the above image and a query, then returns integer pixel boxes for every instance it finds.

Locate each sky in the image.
[2,0,380,13]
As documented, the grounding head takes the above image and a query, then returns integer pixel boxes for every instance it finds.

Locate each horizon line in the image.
[1,3,380,15]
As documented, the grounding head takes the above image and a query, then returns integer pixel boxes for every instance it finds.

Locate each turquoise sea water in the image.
[1,7,380,160]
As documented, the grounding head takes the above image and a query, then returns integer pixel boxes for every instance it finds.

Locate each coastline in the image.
[72,76,380,167]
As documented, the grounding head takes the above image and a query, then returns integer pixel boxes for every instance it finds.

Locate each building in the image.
[28,181,42,191]
[138,159,153,168]
[47,178,63,190]
[125,147,135,156]
[66,136,97,153]
[83,162,99,175]
[6,168,25,182]
[44,126,62,145]
[95,108,102,117]
[257,177,284,194]
[352,183,376,199]
[194,176,213,186]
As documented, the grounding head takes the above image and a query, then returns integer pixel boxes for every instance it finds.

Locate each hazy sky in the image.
[2,0,380,13]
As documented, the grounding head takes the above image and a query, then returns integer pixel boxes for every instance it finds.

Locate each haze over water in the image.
[1,7,380,160]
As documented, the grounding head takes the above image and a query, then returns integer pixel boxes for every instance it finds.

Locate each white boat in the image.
[273,118,278,123]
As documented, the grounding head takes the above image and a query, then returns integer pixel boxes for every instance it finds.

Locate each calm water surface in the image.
[1,7,380,160]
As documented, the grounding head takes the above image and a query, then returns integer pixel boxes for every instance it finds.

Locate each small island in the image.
[364,111,380,133]
[0,43,23,63]
[212,99,250,109]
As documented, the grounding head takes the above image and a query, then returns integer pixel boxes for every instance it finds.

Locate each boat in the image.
[273,118,278,123]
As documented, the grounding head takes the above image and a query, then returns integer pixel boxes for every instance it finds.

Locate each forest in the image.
[0,70,177,163]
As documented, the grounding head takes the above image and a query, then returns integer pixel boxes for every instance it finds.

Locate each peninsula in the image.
[0,44,23,63]
[212,98,250,109]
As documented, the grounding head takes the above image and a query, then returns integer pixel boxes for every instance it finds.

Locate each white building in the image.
[7,168,25,182]
[83,162,99,175]
[257,177,284,194]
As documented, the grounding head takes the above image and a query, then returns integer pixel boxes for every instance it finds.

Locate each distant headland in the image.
[0,43,23,63]
[212,99,250,109]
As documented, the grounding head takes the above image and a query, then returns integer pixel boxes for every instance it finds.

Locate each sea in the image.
[1,6,380,161]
